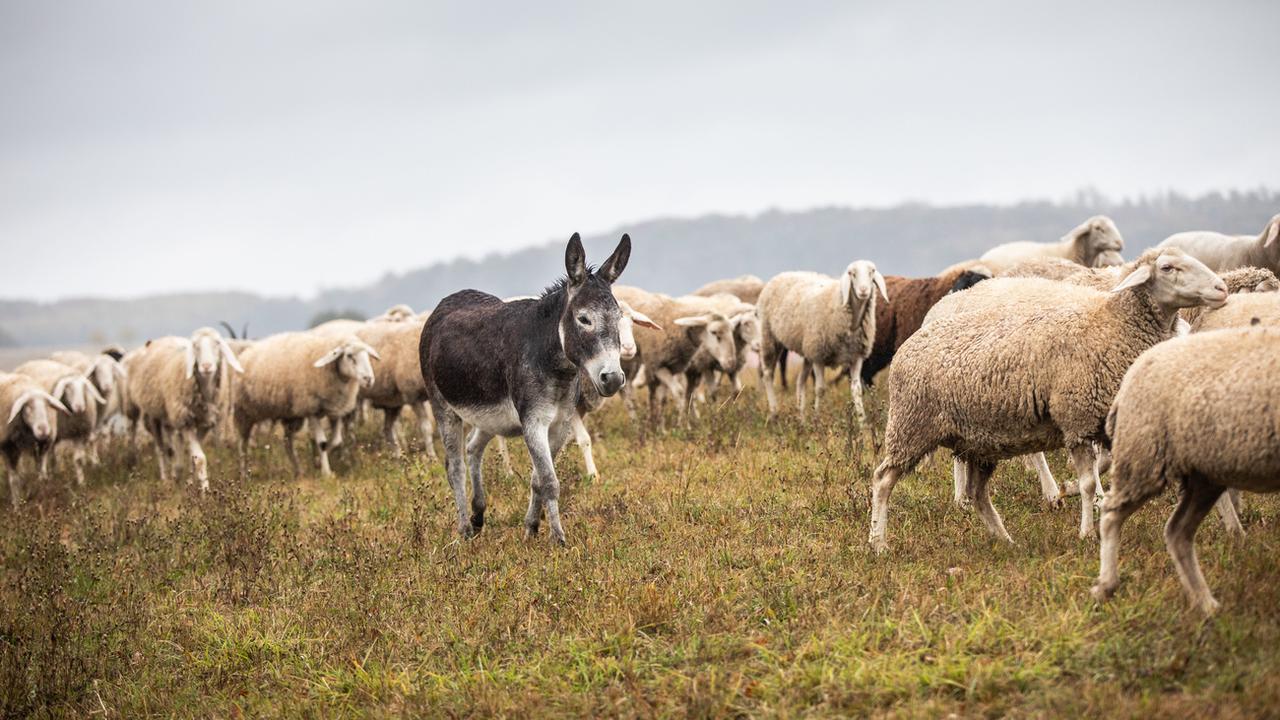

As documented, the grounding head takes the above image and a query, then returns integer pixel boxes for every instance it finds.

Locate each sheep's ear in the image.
[181,341,196,379]
[1061,218,1093,244]
[873,270,889,302]
[1110,265,1153,293]
[597,234,631,284]
[42,392,69,415]
[112,359,128,380]
[629,308,662,331]
[1174,318,1192,336]
[313,347,344,368]
[6,391,33,424]
[83,378,106,405]
[1265,218,1280,248]
[364,345,382,361]
[217,337,244,374]
[565,232,587,287]
[730,310,755,326]
[51,377,73,403]
[839,272,853,307]
[673,315,710,328]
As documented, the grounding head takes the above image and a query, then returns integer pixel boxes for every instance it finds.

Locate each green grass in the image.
[3,378,1279,718]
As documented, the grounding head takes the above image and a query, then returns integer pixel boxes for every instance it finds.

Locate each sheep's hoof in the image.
[869,538,889,555]
[1079,526,1097,541]
[1061,481,1081,497]
[1045,495,1063,509]
[1196,597,1221,616]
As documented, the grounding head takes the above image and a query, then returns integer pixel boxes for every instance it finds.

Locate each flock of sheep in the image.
[3,212,1279,617]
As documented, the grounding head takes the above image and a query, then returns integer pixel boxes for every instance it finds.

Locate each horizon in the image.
[3,1,1278,302]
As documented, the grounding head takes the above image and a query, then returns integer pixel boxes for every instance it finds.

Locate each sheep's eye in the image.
[1160,265,1175,273]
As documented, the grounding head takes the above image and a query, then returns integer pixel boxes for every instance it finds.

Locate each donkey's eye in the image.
[577,314,591,326]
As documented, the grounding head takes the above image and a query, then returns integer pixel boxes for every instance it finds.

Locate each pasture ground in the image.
[3,376,1278,718]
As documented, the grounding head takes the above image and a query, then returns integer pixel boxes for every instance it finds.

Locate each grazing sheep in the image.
[612,286,738,429]
[49,349,128,460]
[692,275,765,304]
[0,372,66,508]
[867,249,1227,553]
[1158,213,1280,275]
[980,215,1126,270]
[757,261,886,423]
[860,263,992,386]
[1091,326,1280,615]
[124,328,244,492]
[13,360,104,487]
[676,294,757,414]
[233,331,377,479]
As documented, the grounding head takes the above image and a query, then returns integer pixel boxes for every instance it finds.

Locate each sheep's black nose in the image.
[599,370,625,396]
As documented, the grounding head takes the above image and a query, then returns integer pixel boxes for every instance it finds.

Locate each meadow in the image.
[3,378,1277,718]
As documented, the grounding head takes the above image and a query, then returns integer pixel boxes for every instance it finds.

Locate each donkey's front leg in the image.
[523,417,571,545]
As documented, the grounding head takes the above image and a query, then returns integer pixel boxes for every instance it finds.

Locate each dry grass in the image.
[3,376,1279,718]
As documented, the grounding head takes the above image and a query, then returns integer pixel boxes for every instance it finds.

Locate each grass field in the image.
[3,377,1278,718]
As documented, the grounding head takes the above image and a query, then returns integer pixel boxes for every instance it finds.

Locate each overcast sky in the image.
[2,0,1277,301]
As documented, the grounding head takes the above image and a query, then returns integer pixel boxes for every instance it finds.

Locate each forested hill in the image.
[3,189,1276,347]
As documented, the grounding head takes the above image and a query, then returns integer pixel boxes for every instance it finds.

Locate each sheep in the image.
[371,304,418,323]
[692,275,765,304]
[756,261,886,423]
[1190,285,1280,332]
[13,360,104,487]
[980,215,1126,271]
[348,317,438,460]
[48,349,128,460]
[1091,325,1280,615]
[674,294,757,414]
[0,372,66,508]
[859,263,992,386]
[123,327,244,492]
[867,248,1227,553]
[233,331,378,479]
[1158,213,1280,275]
[612,286,738,429]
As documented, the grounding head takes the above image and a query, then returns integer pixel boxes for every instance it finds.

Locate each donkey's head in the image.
[560,232,632,397]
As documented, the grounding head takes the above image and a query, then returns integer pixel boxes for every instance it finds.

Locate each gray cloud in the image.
[1,0,1277,300]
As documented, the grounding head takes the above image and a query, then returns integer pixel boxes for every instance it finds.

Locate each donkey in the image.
[420,232,632,544]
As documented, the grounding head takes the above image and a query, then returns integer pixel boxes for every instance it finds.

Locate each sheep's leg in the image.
[184,428,209,494]
[761,347,781,422]
[282,418,305,479]
[39,448,51,483]
[71,442,88,488]
[970,459,1013,544]
[1213,493,1245,538]
[495,437,515,476]
[312,417,334,478]
[796,359,812,421]
[235,415,252,481]
[812,362,827,412]
[869,461,909,554]
[1227,488,1244,515]
[1164,479,1226,615]
[1091,491,1150,602]
[1022,453,1060,506]
[410,401,437,460]
[1070,445,1100,539]
[522,417,571,545]
[653,368,684,429]
[382,406,404,457]
[952,458,971,507]
[465,428,492,533]
[149,419,169,483]
[848,357,866,425]
[328,415,345,451]
[573,414,598,479]
[682,371,700,422]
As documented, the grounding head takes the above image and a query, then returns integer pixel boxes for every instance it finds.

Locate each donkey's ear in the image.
[565,232,587,286]
[597,234,631,284]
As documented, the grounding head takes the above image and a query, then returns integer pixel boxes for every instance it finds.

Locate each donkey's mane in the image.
[539,264,599,299]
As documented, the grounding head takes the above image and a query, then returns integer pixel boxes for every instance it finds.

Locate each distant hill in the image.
[2,188,1276,348]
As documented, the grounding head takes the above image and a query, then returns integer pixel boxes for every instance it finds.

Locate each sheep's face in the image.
[7,390,64,443]
[615,301,660,361]
[676,313,738,372]
[376,304,416,323]
[1113,250,1228,310]
[840,261,889,307]
[561,233,631,398]
[732,312,761,354]
[317,342,379,389]
[52,376,90,414]
[1072,216,1124,265]
[89,356,118,396]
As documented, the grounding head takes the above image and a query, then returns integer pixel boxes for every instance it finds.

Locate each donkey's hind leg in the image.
[432,401,472,539]
[465,428,492,533]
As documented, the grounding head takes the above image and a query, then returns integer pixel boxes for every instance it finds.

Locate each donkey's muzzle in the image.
[598,370,626,397]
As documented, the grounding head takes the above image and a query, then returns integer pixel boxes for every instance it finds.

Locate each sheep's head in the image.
[949,266,992,293]
[375,304,417,323]
[615,299,660,361]
[183,327,243,383]
[1257,213,1280,262]
[675,312,737,372]
[839,260,888,307]
[87,354,126,397]
[1111,248,1227,311]
[1065,215,1124,266]
[1221,267,1280,294]
[51,374,104,415]
[7,388,66,443]
[731,310,761,354]
[314,339,380,389]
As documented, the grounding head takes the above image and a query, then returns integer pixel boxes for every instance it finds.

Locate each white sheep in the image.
[0,371,67,507]
[123,327,243,492]
[1092,325,1280,615]
[756,260,887,423]
[13,359,105,487]
[1158,213,1280,274]
[233,331,378,479]
[867,249,1227,553]
[981,215,1125,270]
